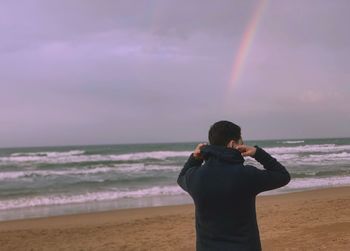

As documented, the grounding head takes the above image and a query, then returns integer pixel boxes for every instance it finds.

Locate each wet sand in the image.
[1,186,349,251]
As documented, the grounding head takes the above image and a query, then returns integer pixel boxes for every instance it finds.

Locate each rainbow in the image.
[227,0,268,95]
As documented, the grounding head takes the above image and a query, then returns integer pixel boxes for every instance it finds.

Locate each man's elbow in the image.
[176,175,181,186]
[275,171,291,189]
[177,175,185,190]
[282,171,291,186]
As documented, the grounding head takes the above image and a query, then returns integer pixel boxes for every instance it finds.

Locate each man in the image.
[177,120,291,251]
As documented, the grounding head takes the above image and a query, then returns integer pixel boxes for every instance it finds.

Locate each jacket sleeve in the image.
[247,146,291,195]
[177,153,203,192]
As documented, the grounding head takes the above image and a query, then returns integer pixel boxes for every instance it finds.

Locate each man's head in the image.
[208,120,242,148]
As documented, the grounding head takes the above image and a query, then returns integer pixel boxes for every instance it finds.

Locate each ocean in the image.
[0,138,350,221]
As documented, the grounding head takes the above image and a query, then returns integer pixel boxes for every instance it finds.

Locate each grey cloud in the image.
[0,0,349,147]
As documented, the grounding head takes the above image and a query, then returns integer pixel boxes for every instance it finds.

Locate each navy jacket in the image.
[177,145,291,251]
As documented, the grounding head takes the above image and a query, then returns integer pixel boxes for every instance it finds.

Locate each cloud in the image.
[0,0,349,147]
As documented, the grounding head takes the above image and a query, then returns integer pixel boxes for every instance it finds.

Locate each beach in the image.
[1,186,349,251]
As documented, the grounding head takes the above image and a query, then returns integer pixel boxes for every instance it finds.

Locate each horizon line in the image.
[1,135,350,150]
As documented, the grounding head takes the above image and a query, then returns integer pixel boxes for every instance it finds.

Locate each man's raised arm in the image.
[250,146,291,194]
[237,145,291,195]
[177,143,206,192]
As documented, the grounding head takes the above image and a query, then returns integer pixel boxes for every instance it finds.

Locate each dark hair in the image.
[208,120,241,146]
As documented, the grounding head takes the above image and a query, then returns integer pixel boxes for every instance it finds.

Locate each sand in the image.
[0,186,349,251]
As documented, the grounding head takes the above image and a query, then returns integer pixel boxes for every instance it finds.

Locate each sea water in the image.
[0,138,349,221]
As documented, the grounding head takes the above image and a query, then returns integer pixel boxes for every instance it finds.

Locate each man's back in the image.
[177,144,291,251]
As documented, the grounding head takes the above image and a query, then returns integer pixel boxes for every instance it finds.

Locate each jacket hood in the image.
[200,144,244,164]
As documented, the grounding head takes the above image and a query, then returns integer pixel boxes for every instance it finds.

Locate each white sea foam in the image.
[0,164,181,181]
[282,140,305,144]
[0,167,114,180]
[303,152,350,162]
[11,150,85,157]
[0,186,184,210]
[276,151,350,165]
[266,144,350,154]
[286,176,350,189]
[115,164,180,173]
[271,154,299,161]
[0,151,191,164]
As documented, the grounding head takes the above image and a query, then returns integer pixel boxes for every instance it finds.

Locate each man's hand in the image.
[235,145,257,157]
[193,143,207,160]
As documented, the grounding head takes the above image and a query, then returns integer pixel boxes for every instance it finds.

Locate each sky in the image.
[1,0,349,147]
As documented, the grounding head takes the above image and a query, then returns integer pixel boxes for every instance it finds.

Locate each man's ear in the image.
[227,140,237,148]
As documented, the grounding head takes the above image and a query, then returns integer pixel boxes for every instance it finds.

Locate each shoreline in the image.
[0,184,348,223]
[1,186,349,250]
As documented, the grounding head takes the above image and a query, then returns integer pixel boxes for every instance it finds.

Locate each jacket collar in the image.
[200,144,244,164]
